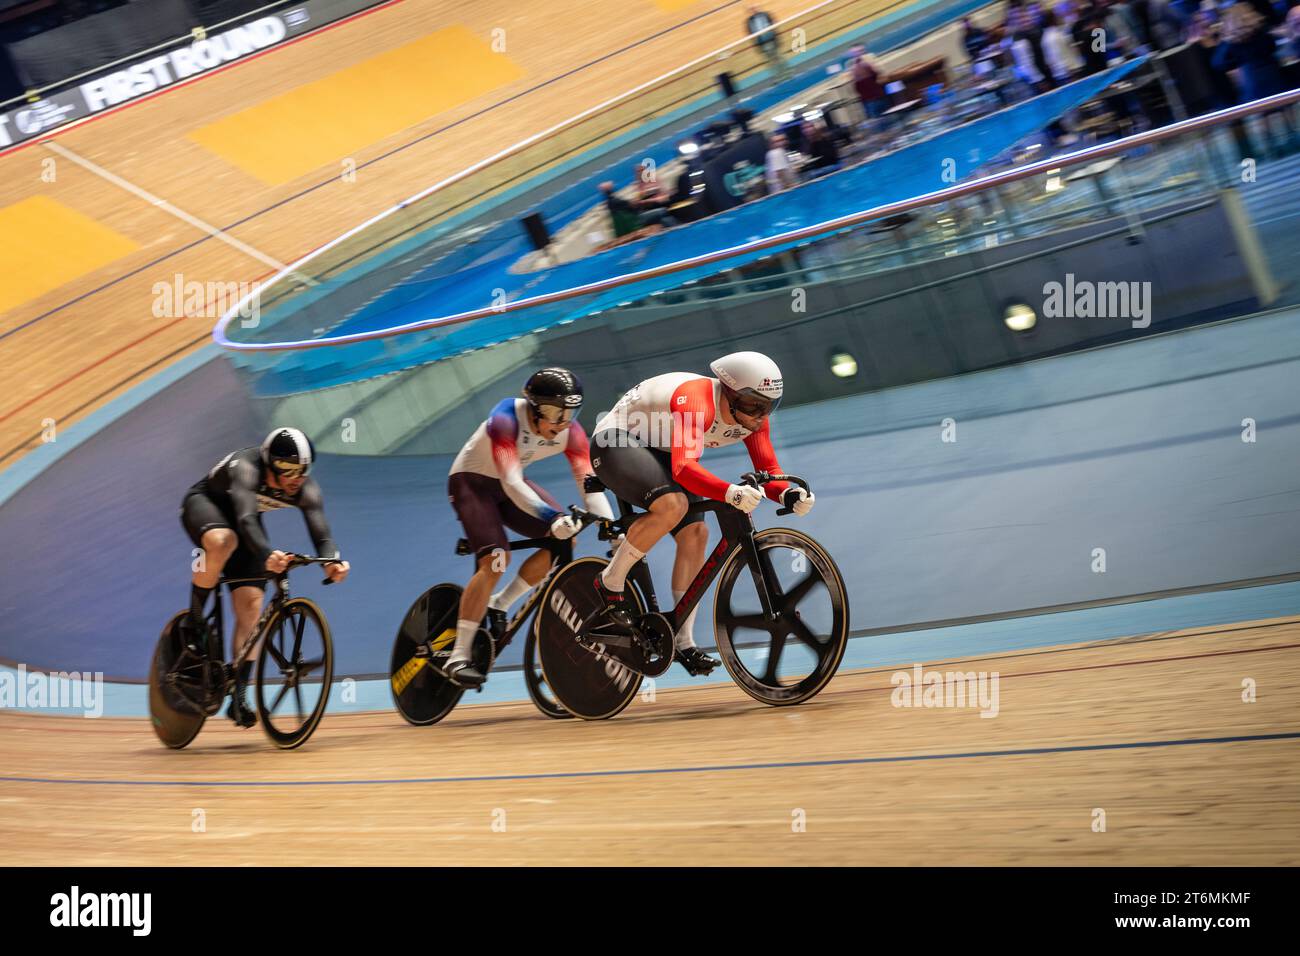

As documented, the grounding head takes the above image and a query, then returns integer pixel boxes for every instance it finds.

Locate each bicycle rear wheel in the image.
[255,598,334,749]
[148,612,206,749]
[535,557,645,720]
[390,583,468,725]
[523,620,570,719]
[713,528,849,706]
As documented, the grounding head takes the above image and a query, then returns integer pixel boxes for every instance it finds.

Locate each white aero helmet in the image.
[710,351,783,418]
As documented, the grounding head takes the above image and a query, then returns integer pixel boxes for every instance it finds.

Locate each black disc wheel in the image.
[713,529,849,706]
[522,621,571,719]
[147,612,206,749]
[255,598,334,749]
[535,557,646,720]
[390,583,469,725]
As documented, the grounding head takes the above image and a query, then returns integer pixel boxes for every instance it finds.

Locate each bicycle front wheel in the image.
[713,528,849,706]
[255,598,334,749]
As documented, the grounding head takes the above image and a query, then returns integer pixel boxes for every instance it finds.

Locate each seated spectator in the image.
[599,181,674,237]
[801,121,841,175]
[764,133,797,194]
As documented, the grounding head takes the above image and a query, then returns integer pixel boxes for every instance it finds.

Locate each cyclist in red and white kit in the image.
[589,351,815,675]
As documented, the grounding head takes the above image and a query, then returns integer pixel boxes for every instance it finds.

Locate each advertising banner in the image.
[0,0,381,150]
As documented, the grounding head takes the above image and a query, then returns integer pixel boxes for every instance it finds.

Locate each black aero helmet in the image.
[523,368,583,425]
[261,426,315,478]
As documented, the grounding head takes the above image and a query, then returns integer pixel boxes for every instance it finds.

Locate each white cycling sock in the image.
[449,618,479,664]
[672,589,699,650]
[600,539,645,592]
[490,575,532,611]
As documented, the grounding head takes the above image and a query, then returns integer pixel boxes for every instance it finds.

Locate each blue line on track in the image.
[3,732,1296,788]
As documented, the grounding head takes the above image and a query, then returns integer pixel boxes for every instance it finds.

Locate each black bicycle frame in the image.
[609,498,783,633]
[457,533,575,650]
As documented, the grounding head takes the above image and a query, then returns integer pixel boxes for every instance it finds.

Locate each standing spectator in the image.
[962,15,990,60]
[746,6,789,80]
[1145,0,1188,48]
[764,132,797,194]
[851,49,890,122]
[1073,4,1112,73]
[1286,5,1300,61]
[1009,30,1049,90]
[1213,1,1298,153]
[1042,10,1086,81]
[1105,0,1146,53]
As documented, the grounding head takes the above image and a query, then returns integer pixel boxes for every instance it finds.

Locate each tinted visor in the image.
[270,459,310,478]
[728,387,780,418]
[534,402,578,425]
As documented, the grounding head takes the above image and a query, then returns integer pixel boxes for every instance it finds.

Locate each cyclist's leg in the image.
[179,493,237,627]
[493,477,562,612]
[589,433,689,610]
[447,474,517,680]
[667,509,720,673]
[222,547,266,727]
[670,513,708,647]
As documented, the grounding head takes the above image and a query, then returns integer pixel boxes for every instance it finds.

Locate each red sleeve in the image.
[743,419,790,502]
[487,405,522,479]
[562,421,595,484]
[669,380,733,501]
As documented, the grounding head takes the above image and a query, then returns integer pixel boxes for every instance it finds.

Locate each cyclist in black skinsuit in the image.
[179,427,349,728]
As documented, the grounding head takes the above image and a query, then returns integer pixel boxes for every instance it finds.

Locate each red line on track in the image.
[0,269,274,426]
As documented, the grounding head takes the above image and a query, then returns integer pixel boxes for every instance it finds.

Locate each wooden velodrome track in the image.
[2,618,1297,865]
[3,0,1298,866]
[0,0,841,465]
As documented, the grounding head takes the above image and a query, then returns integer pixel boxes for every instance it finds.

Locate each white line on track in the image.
[41,140,317,286]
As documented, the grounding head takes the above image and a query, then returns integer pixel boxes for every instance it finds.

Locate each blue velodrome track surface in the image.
[2,308,1298,716]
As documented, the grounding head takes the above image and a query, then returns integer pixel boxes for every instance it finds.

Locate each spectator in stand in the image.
[1146,0,1189,48]
[1105,0,1146,52]
[634,160,672,211]
[1073,4,1113,73]
[746,6,789,80]
[801,120,842,175]
[1006,0,1036,33]
[962,15,991,60]
[851,49,891,122]
[600,181,675,236]
[1042,10,1086,81]
[1287,5,1300,61]
[1009,30,1050,90]
[764,132,797,194]
[1025,3,1057,87]
[1213,1,1298,153]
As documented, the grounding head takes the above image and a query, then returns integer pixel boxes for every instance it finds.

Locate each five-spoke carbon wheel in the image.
[713,528,848,706]
[255,598,334,749]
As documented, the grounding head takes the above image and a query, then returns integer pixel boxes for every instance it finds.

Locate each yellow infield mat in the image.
[188,26,525,185]
[0,196,139,315]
